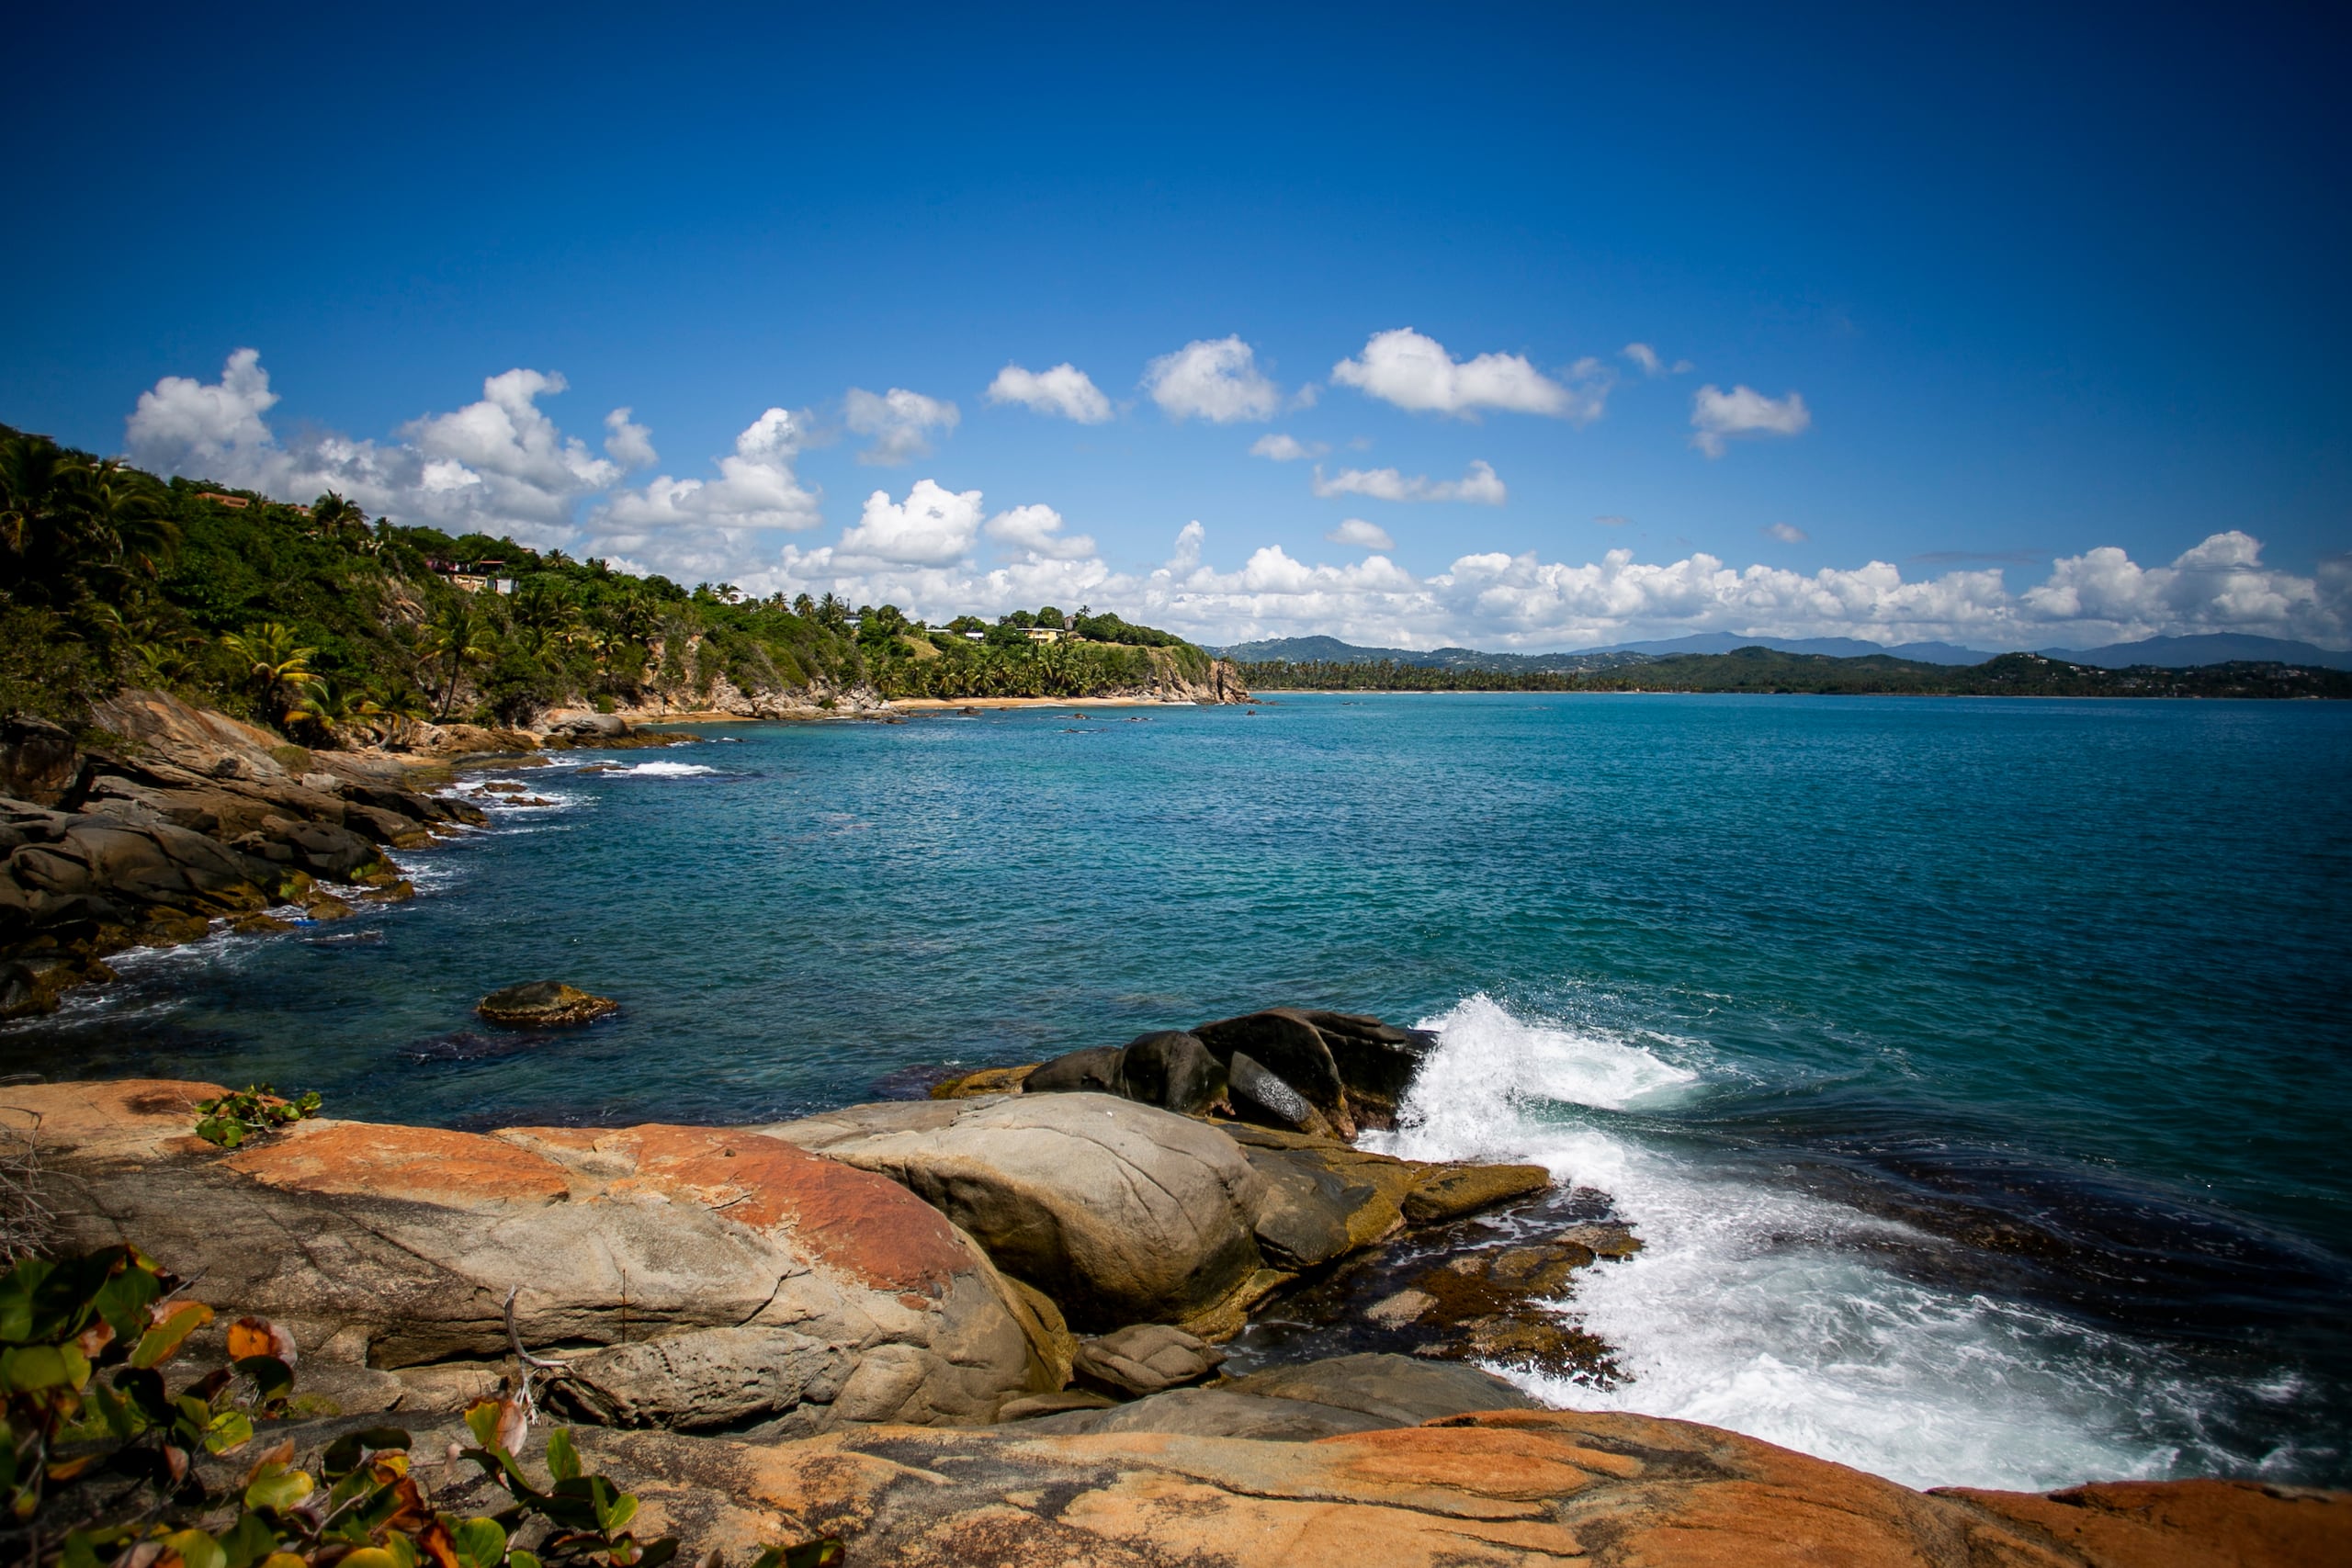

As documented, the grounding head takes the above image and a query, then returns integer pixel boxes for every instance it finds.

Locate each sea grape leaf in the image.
[243,1462,315,1511]
[131,1302,215,1369]
[203,1408,255,1454]
[451,1516,506,1568]
[162,1529,227,1568]
[545,1427,581,1483]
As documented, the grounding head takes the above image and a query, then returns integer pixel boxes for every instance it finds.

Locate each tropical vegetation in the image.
[0,423,1216,740]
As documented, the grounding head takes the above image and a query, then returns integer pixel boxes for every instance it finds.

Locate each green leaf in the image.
[162,1529,228,1568]
[386,1534,418,1568]
[463,1401,506,1453]
[203,1409,255,1454]
[357,1426,413,1450]
[599,1490,639,1537]
[62,1531,107,1568]
[0,1343,75,1392]
[451,1516,506,1568]
[783,1541,844,1568]
[544,1427,581,1483]
[508,1552,542,1568]
[244,1463,316,1511]
[92,1259,163,1342]
[130,1302,215,1369]
[219,1510,279,1568]
[92,1381,143,1439]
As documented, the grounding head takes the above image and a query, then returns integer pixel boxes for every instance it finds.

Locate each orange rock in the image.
[226,1120,573,1207]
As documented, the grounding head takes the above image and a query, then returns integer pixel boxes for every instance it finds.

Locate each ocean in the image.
[9,693,2349,1491]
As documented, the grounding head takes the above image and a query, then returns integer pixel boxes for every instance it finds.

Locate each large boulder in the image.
[0,716,85,805]
[24,1080,1052,1432]
[1022,1030,1229,1115]
[1193,1009,1354,1134]
[753,1094,1272,1332]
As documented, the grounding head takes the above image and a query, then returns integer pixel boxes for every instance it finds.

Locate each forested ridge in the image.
[1237,646,2352,699]
[0,425,1217,743]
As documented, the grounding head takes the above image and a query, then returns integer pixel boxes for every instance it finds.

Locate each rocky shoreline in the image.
[12,1073,2345,1565]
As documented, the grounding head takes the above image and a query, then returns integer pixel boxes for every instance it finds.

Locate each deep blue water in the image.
[10,694,2349,1489]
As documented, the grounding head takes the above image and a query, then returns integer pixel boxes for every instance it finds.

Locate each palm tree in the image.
[512,579,580,658]
[220,623,317,728]
[425,602,491,720]
[68,461,177,579]
[311,492,367,542]
[287,677,361,744]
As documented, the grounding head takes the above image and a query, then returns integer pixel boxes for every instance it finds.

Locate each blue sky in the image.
[6,3,2346,649]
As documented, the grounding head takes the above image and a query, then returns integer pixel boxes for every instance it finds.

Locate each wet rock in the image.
[302,895,358,922]
[1403,1162,1553,1224]
[1225,1050,1338,1138]
[1296,1009,1439,1129]
[232,912,296,935]
[357,879,415,904]
[755,1093,1268,1332]
[1554,1221,1644,1258]
[1070,1323,1224,1398]
[1223,1351,1539,1426]
[478,979,620,1028]
[1396,1244,1623,1377]
[1193,1008,1353,1134]
[927,1063,1037,1099]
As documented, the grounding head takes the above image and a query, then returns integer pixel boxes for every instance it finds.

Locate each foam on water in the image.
[1371,997,2284,1492]
[602,761,718,778]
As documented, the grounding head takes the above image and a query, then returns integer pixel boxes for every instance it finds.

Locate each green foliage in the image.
[0,423,1216,732]
[190,1088,322,1151]
[1236,647,2352,698]
[2,1246,838,1568]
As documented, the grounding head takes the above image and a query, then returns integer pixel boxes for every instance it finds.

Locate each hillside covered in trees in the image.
[0,426,1225,745]
[1236,647,2352,698]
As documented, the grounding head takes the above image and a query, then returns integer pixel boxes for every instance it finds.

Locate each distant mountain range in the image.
[1213,631,2352,671]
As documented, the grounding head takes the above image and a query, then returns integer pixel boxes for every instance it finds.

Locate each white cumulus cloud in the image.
[1143,336,1282,423]
[1763,522,1808,543]
[835,479,986,565]
[1250,433,1329,461]
[126,349,623,542]
[603,408,657,468]
[1691,384,1812,457]
[1312,459,1506,505]
[1331,327,1607,421]
[1325,518,1396,551]
[985,502,1097,560]
[845,387,960,466]
[986,363,1114,423]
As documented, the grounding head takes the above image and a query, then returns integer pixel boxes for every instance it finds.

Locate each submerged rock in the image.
[478,979,619,1027]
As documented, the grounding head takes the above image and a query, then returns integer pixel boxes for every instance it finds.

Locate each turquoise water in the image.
[10,694,2349,1489]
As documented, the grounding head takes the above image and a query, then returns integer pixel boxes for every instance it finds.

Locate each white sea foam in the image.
[605,761,717,778]
[1368,995,2251,1492]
